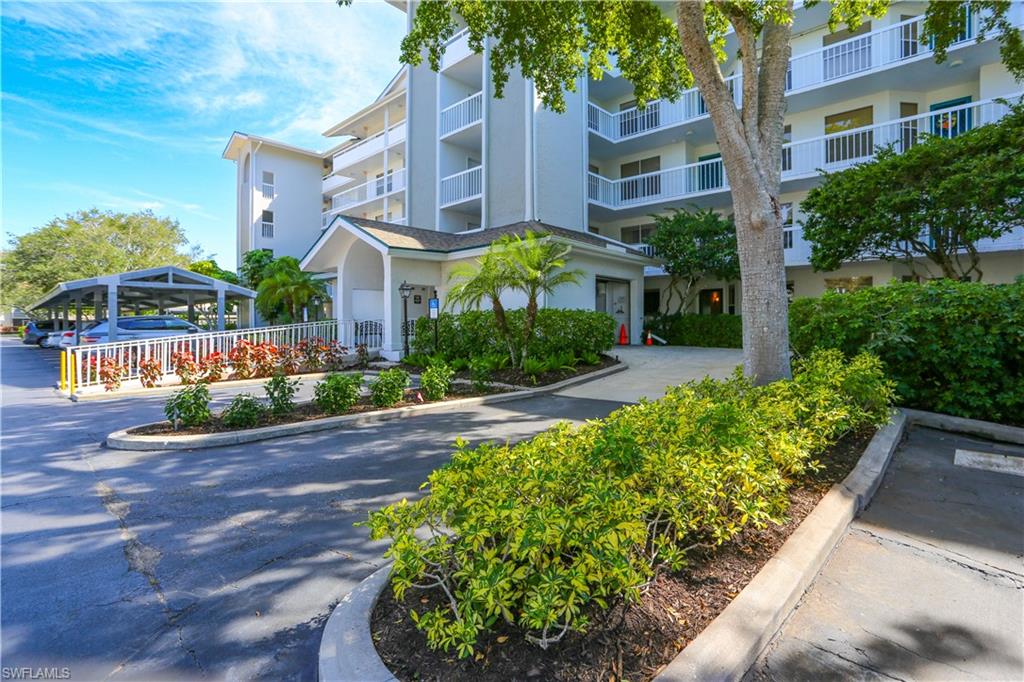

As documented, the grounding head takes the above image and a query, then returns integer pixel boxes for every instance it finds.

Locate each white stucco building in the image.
[224,0,1024,355]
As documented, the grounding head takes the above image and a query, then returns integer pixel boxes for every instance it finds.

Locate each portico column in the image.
[93,289,103,322]
[61,300,69,330]
[107,284,119,341]
[74,297,82,345]
[186,293,195,324]
[216,289,226,331]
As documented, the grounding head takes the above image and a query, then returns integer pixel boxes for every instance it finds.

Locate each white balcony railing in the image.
[440,91,483,137]
[440,165,483,207]
[588,95,1018,210]
[330,168,407,211]
[588,10,998,143]
[628,243,657,258]
[441,27,473,70]
[332,120,406,174]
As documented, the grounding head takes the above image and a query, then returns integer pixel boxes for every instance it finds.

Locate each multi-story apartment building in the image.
[224,1,1024,354]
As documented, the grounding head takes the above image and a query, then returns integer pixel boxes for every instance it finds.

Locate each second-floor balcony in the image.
[321,168,406,223]
[332,120,406,174]
[440,165,483,209]
[587,10,1009,145]
[588,95,1018,213]
[440,91,483,138]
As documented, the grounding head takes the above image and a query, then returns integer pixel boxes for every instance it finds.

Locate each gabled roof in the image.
[222,132,324,161]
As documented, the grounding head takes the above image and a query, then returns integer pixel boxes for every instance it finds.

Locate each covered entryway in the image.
[26,266,256,343]
[596,278,631,340]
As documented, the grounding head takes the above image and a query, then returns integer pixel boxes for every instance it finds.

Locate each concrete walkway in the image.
[556,345,742,403]
[747,426,1024,681]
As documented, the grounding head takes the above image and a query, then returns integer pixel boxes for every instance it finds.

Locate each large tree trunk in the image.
[676,1,794,384]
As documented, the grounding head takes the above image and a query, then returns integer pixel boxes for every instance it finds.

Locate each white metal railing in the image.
[329,168,407,212]
[261,182,274,199]
[588,95,1018,210]
[628,243,657,258]
[440,91,483,136]
[440,165,483,207]
[587,9,1001,143]
[441,27,473,70]
[261,221,274,238]
[332,121,406,174]
[64,319,386,394]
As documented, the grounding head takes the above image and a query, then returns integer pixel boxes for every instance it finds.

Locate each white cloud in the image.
[3,0,407,150]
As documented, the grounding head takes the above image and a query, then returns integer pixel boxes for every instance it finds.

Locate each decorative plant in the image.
[138,357,162,388]
[99,357,128,392]
[580,351,601,366]
[298,337,327,371]
[253,342,280,378]
[264,373,300,416]
[468,357,490,393]
[324,341,350,371]
[171,351,199,385]
[354,343,370,369]
[198,352,227,383]
[277,344,303,375]
[370,368,410,407]
[313,373,363,414]
[521,356,547,383]
[221,393,266,429]
[164,384,212,430]
[228,339,257,379]
[420,362,454,401]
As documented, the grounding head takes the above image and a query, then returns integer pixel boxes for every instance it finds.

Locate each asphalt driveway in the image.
[0,338,626,680]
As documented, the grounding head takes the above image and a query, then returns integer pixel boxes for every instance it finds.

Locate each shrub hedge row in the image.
[365,349,894,657]
[648,313,743,348]
[789,279,1023,423]
[413,308,616,360]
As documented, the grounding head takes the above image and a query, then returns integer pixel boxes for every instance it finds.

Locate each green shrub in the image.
[649,313,743,348]
[421,362,455,401]
[371,368,410,407]
[413,309,616,360]
[581,351,602,366]
[314,373,363,414]
[789,279,1023,423]
[364,349,893,657]
[164,384,212,429]
[403,352,434,369]
[450,357,470,372]
[221,394,266,429]
[265,373,300,416]
[521,356,547,381]
[468,357,491,392]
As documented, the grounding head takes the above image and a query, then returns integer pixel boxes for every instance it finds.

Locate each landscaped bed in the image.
[371,427,874,681]
[403,353,620,388]
[128,384,508,436]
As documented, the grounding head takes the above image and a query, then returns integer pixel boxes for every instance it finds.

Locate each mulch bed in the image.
[403,354,621,387]
[371,427,876,682]
[127,385,506,436]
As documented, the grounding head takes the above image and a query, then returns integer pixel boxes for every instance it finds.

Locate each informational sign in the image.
[428,297,440,319]
[413,294,422,304]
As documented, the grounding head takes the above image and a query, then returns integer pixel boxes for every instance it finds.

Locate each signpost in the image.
[429,297,440,352]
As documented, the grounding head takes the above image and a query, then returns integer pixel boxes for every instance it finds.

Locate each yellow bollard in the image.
[69,354,77,396]
[60,351,67,391]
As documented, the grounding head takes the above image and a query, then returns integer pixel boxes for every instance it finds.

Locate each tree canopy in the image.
[648,207,740,314]
[0,209,198,311]
[801,103,1024,281]
[189,259,240,285]
[255,256,328,325]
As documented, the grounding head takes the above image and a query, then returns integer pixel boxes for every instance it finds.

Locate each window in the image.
[699,288,724,315]
[588,164,600,175]
[620,156,661,201]
[728,284,736,315]
[900,15,920,59]
[899,102,919,151]
[698,152,723,191]
[261,210,274,238]
[261,171,274,199]
[122,317,164,331]
[824,106,873,164]
[620,223,656,244]
[931,97,973,138]
[782,203,794,249]
[164,318,194,331]
[822,21,871,47]
[825,276,873,293]
[781,125,793,171]
[643,290,661,317]
[375,170,394,196]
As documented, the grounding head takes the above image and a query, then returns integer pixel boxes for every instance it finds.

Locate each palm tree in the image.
[501,232,583,365]
[446,249,518,365]
[256,257,327,324]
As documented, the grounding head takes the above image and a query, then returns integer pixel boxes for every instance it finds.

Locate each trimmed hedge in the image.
[649,313,743,348]
[789,280,1023,423]
[365,350,893,657]
[413,308,616,360]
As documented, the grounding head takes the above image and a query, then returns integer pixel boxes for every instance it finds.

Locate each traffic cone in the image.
[645,330,653,346]
[618,324,628,345]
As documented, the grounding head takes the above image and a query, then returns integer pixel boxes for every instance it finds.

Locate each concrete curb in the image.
[106,362,627,451]
[654,409,908,682]
[318,563,396,682]
[902,408,1024,445]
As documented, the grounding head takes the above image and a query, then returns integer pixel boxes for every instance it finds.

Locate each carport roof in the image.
[325,215,650,258]
[27,266,255,311]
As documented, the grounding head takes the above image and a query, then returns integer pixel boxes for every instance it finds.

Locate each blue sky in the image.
[2,0,406,270]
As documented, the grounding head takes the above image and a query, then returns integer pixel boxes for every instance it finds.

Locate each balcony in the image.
[322,173,352,195]
[588,10,1005,145]
[331,120,406,174]
[440,91,483,138]
[320,169,407,225]
[441,28,473,70]
[440,165,483,209]
[588,95,1018,213]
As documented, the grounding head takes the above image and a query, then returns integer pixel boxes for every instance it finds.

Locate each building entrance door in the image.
[596,278,630,342]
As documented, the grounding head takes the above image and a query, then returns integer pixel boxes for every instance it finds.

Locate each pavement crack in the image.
[858,626,976,676]
[96,482,169,609]
[798,638,908,681]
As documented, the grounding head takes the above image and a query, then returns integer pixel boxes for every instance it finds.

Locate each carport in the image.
[27,266,256,343]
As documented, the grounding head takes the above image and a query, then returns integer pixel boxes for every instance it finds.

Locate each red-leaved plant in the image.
[277,344,302,375]
[138,357,162,388]
[199,352,227,383]
[99,357,129,392]
[171,351,199,385]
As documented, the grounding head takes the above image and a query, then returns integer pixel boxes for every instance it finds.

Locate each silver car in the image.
[79,316,202,344]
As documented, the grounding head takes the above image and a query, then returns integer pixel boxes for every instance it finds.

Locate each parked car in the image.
[57,322,98,348]
[22,320,57,345]
[80,316,202,344]
[41,331,66,348]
